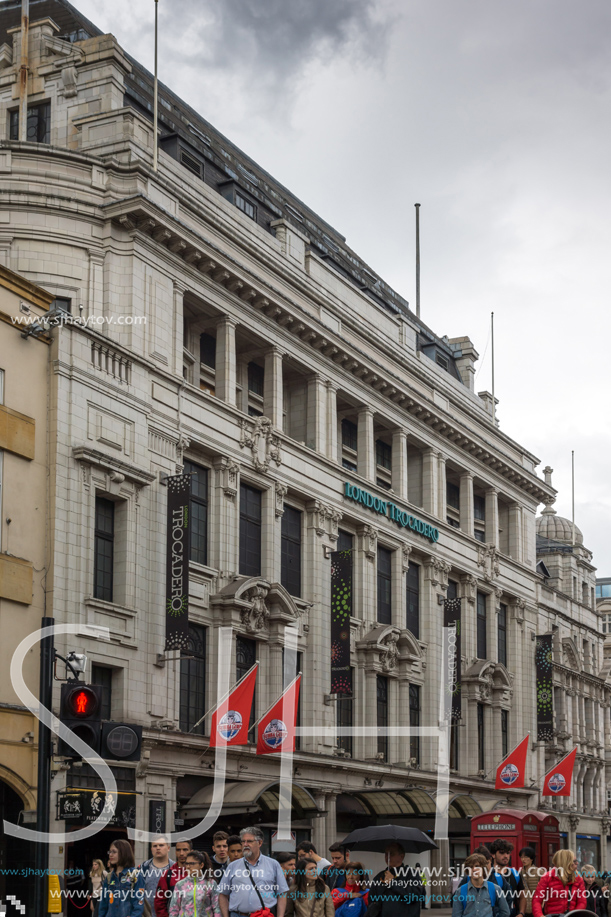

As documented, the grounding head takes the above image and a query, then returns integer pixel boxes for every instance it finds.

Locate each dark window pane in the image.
[477,591,487,659]
[377,675,388,761]
[184,461,208,565]
[342,459,357,472]
[13,103,51,143]
[450,723,459,770]
[51,297,71,314]
[406,562,420,638]
[477,703,485,771]
[447,482,460,510]
[281,505,302,597]
[341,419,357,451]
[239,484,262,576]
[236,192,256,219]
[67,763,134,792]
[447,580,458,600]
[377,547,392,624]
[337,530,353,553]
[237,636,257,740]
[248,362,264,396]
[91,665,112,720]
[337,668,353,757]
[200,333,216,369]
[180,624,206,734]
[474,494,486,521]
[474,530,486,543]
[501,709,508,758]
[9,109,18,140]
[94,497,114,602]
[498,603,507,667]
[409,684,420,765]
[376,439,392,470]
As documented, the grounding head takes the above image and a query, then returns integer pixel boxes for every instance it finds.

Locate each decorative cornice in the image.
[72,445,156,486]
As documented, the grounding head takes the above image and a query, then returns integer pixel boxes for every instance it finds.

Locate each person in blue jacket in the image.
[98,839,145,917]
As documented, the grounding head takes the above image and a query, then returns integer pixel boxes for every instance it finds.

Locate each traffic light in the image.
[58,683,102,756]
[101,722,143,762]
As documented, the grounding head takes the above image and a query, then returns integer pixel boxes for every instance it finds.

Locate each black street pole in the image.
[35,615,54,917]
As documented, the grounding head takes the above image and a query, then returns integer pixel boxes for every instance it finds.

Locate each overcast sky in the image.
[77,0,611,569]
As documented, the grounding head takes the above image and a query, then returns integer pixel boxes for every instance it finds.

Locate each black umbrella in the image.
[340,824,438,854]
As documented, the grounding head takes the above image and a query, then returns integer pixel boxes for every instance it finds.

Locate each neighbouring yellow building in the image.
[0,265,52,902]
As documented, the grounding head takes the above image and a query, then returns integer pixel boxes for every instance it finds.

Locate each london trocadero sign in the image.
[343,482,440,543]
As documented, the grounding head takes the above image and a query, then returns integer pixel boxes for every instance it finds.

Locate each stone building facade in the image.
[0,0,609,888]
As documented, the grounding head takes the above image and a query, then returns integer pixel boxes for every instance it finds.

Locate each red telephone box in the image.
[471,809,560,868]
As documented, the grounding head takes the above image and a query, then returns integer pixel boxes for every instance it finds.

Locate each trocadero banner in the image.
[165,473,191,651]
[535,633,554,741]
[443,597,462,722]
[330,549,352,695]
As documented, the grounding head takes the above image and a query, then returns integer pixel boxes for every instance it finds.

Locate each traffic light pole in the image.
[35,615,54,917]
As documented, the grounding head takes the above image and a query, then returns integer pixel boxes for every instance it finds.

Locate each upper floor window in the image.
[476,591,487,659]
[180,624,206,734]
[376,439,392,470]
[406,561,420,638]
[281,505,302,597]
[446,481,460,528]
[337,530,353,553]
[501,708,509,758]
[409,684,421,765]
[248,362,264,396]
[342,419,358,451]
[94,497,114,602]
[498,603,507,666]
[377,547,392,625]
[200,333,216,369]
[236,635,257,741]
[91,664,112,720]
[235,191,256,220]
[10,102,51,144]
[239,484,262,577]
[377,674,388,761]
[183,461,208,565]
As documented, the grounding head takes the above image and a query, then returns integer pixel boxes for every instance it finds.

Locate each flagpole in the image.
[153,0,159,171]
[251,672,302,729]
[188,660,259,735]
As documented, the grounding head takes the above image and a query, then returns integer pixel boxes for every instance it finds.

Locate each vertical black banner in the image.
[149,800,166,835]
[165,473,191,651]
[536,633,554,741]
[331,550,352,695]
[443,597,462,721]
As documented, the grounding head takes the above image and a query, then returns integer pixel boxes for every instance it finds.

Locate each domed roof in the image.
[536,506,583,545]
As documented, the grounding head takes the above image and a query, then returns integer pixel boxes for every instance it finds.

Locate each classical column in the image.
[422,448,438,516]
[312,794,327,853]
[326,382,338,462]
[459,471,474,536]
[357,408,375,481]
[437,453,447,521]
[466,700,479,776]
[391,429,408,500]
[508,503,523,561]
[172,279,187,376]
[392,548,404,631]
[211,457,240,581]
[215,316,237,405]
[397,677,411,765]
[485,487,499,547]
[324,794,338,851]
[507,601,525,745]
[264,347,284,429]
[306,374,327,453]
[265,483,284,583]
[568,814,580,853]
[268,643,284,713]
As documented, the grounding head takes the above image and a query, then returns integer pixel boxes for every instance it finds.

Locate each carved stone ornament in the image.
[460,573,477,606]
[306,501,326,537]
[322,505,343,543]
[359,524,378,560]
[568,814,580,830]
[275,481,288,517]
[425,557,452,589]
[214,457,239,499]
[479,679,492,702]
[176,435,191,469]
[402,544,413,572]
[60,65,78,98]
[239,416,282,473]
[477,544,500,583]
[240,583,270,632]
[380,631,400,672]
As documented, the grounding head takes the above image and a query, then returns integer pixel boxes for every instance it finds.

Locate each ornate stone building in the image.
[0,0,608,890]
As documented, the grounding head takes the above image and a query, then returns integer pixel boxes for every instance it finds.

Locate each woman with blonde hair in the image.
[90,859,108,917]
[532,850,586,917]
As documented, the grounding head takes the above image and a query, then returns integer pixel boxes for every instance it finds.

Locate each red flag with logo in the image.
[256,675,301,755]
[542,747,578,796]
[210,664,258,747]
[494,735,529,789]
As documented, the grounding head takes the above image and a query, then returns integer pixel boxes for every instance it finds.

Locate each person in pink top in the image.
[169,851,219,917]
[532,850,586,917]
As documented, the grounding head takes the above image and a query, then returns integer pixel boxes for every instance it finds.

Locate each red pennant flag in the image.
[210,664,258,747]
[542,747,578,796]
[256,676,301,755]
[495,735,529,789]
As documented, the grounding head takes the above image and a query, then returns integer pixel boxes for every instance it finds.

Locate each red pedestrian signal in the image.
[58,683,102,757]
[70,688,97,717]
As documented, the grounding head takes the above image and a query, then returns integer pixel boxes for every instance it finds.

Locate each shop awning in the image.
[181,780,320,820]
[336,789,483,819]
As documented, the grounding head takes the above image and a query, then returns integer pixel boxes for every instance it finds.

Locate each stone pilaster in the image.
[215,316,237,405]
[357,408,375,481]
[264,347,284,429]
[485,487,499,548]
[437,452,447,521]
[326,382,338,462]
[459,471,474,536]
[306,374,327,454]
[508,503,523,562]
[391,428,408,500]
[422,448,438,516]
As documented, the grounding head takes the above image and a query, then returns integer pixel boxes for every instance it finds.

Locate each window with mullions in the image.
[67,763,135,792]
[337,667,353,757]
[183,461,208,565]
[450,723,459,770]
[474,495,486,521]
[376,439,392,470]
[179,624,206,734]
[236,636,257,741]
[239,484,262,577]
[447,580,458,600]
[200,333,216,369]
[94,497,114,602]
[236,192,256,220]
[91,664,112,720]
[447,482,460,510]
[501,709,509,758]
[377,547,392,625]
[377,675,389,761]
[477,703,485,771]
[409,684,421,765]
[406,562,420,637]
[10,102,51,143]
[281,505,302,597]
[337,530,353,553]
[341,419,358,451]
[498,603,507,667]
[476,592,487,659]
[248,362,264,396]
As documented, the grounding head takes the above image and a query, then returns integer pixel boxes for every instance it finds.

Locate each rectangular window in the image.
[341,419,358,451]
[477,591,487,659]
[67,763,135,792]
[409,684,420,765]
[91,665,112,720]
[376,439,392,470]
[200,333,216,369]
[377,547,392,625]
[236,191,256,220]
[406,562,420,637]
[184,461,208,565]
[342,458,357,472]
[281,505,302,597]
[474,495,486,521]
[498,603,507,667]
[477,703,485,771]
[474,530,486,543]
[337,530,353,553]
[337,668,353,757]
[239,484,262,577]
[247,362,264,396]
[51,297,72,314]
[450,723,459,770]
[180,624,206,734]
[9,102,51,143]
[447,482,460,510]
[236,636,257,741]
[94,497,114,602]
[501,709,509,759]
[377,674,388,761]
[447,580,458,600]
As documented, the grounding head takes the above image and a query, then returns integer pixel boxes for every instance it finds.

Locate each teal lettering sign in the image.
[343,482,440,543]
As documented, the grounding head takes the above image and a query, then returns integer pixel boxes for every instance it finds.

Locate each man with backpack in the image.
[488,841,526,917]
[452,854,510,917]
